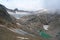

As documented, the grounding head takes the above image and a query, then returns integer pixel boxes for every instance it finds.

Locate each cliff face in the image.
[0,4,17,28]
[0,4,13,22]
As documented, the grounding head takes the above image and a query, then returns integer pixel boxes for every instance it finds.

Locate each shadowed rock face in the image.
[0,4,17,40]
[0,4,17,28]
[0,4,13,23]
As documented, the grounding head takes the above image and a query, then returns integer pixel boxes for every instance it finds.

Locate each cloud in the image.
[0,0,60,10]
[0,0,44,11]
[44,0,60,10]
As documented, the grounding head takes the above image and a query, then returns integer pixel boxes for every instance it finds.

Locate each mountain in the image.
[6,8,34,13]
[1,4,60,40]
[6,8,35,19]
[6,8,50,19]
[0,4,44,40]
[17,11,60,40]
[5,7,60,40]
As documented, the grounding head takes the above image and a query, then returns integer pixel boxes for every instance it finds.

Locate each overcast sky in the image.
[0,0,60,11]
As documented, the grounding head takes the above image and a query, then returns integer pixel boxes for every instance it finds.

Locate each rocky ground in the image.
[0,4,60,40]
[0,4,43,40]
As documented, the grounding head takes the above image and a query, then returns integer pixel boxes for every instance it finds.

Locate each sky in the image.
[44,0,60,10]
[0,0,44,11]
[0,0,60,11]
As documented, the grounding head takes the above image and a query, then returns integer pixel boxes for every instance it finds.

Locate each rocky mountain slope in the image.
[17,11,60,40]
[0,4,43,40]
[0,4,60,40]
